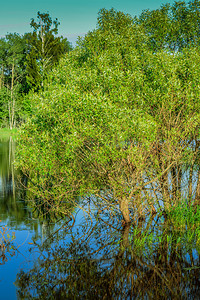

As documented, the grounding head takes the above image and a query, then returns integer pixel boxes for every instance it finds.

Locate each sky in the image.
[0,0,177,46]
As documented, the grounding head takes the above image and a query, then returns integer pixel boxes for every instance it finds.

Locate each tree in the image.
[17,7,200,225]
[0,33,27,128]
[135,0,200,52]
[26,12,72,89]
[0,38,7,89]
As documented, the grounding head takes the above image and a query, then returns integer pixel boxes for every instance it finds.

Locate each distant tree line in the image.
[0,12,72,128]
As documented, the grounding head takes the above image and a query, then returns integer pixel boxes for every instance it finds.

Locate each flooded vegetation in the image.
[0,137,200,299]
[15,204,200,299]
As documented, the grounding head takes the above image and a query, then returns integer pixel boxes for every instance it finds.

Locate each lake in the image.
[0,137,200,299]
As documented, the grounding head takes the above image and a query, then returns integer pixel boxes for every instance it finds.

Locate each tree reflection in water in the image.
[15,209,200,300]
[0,138,199,298]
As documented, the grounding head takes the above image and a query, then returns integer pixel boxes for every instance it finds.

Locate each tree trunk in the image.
[171,166,177,200]
[177,165,182,194]
[188,140,199,205]
[119,198,131,224]
[41,26,45,87]
[188,164,193,202]
[9,63,15,129]
[195,167,200,205]
[0,64,4,89]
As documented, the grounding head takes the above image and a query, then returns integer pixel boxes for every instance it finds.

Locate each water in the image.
[0,137,200,299]
[0,138,65,299]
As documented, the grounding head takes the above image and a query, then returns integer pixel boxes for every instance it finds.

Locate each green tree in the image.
[26,12,72,89]
[0,38,7,89]
[135,0,200,52]
[0,33,27,128]
[17,7,200,224]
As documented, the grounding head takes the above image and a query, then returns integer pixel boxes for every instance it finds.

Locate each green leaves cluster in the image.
[0,33,28,127]
[26,12,72,90]
[136,0,200,51]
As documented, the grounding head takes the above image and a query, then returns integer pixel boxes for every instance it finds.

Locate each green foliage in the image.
[0,87,9,124]
[129,204,200,258]
[0,13,72,128]
[0,33,27,89]
[135,0,200,51]
[165,203,200,248]
[0,33,28,128]
[26,11,72,90]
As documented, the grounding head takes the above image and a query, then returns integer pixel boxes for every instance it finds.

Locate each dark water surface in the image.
[0,137,200,299]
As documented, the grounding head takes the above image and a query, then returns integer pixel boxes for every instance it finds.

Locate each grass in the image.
[0,128,18,140]
[165,203,200,250]
[127,203,200,257]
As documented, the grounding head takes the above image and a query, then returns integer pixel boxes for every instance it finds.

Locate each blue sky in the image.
[1,0,177,45]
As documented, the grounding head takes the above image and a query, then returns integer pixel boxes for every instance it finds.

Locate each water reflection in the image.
[0,137,15,198]
[15,210,200,299]
[0,137,72,299]
[0,137,64,234]
[1,137,200,299]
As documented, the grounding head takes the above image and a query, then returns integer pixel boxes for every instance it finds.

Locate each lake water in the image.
[0,137,200,299]
[0,138,57,299]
